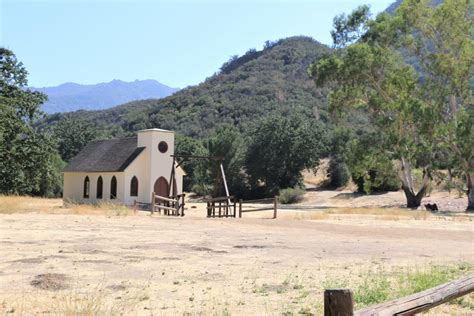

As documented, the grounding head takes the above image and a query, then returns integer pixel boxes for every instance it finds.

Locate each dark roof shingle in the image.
[63,137,145,172]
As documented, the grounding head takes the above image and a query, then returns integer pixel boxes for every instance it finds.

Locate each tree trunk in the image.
[402,183,428,208]
[467,172,474,212]
[397,158,430,209]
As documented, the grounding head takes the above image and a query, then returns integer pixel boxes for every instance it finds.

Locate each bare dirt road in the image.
[1,209,473,315]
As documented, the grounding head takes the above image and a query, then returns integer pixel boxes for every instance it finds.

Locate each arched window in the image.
[83,176,90,198]
[110,176,117,200]
[96,176,103,199]
[130,176,138,197]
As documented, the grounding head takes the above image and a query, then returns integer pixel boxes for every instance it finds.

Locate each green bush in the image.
[352,165,400,194]
[328,158,351,188]
[191,183,213,197]
[278,187,305,204]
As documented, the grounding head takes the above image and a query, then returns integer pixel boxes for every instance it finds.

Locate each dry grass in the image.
[280,207,435,221]
[30,273,69,291]
[0,195,133,216]
[0,195,60,214]
[326,207,432,219]
[65,201,133,216]
[1,285,141,315]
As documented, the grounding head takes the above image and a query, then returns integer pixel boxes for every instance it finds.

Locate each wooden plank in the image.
[154,195,178,203]
[220,163,231,203]
[324,289,354,316]
[151,192,155,214]
[241,207,275,212]
[273,196,278,219]
[171,154,224,161]
[180,193,185,216]
[239,199,242,218]
[169,156,175,197]
[170,193,186,199]
[355,275,474,316]
[154,204,179,212]
[240,198,276,204]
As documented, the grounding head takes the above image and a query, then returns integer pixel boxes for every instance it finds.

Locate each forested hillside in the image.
[44,37,332,138]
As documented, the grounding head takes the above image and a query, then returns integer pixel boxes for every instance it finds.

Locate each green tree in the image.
[244,115,328,197]
[0,48,62,196]
[309,5,435,208]
[175,134,211,193]
[346,131,401,194]
[52,116,97,162]
[207,125,248,197]
[327,127,352,188]
[397,0,473,210]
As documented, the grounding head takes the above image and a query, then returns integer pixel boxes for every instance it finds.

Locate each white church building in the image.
[63,128,185,205]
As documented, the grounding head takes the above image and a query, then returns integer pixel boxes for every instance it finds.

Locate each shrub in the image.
[328,158,351,188]
[278,187,305,204]
[352,166,400,194]
[191,183,213,197]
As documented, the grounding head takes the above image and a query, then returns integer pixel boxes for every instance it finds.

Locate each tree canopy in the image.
[245,115,328,196]
[0,48,63,197]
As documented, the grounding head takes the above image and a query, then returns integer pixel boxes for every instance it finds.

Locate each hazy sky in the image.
[1,0,394,88]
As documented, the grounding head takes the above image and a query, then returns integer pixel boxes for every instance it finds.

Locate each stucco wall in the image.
[122,148,149,205]
[63,172,124,204]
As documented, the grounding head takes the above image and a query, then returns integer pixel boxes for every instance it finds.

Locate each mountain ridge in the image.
[44,36,333,138]
[34,79,179,113]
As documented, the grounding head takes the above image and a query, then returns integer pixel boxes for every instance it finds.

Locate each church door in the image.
[154,177,169,197]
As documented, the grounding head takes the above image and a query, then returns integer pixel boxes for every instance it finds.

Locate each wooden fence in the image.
[134,193,185,216]
[153,192,185,216]
[205,196,236,218]
[238,196,278,219]
[324,274,474,315]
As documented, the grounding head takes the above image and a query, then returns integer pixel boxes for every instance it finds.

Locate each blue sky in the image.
[1,0,394,88]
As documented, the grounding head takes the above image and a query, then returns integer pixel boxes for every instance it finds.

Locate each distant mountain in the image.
[33,79,179,113]
[43,36,333,138]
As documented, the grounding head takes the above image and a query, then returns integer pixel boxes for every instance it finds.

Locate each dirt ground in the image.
[0,192,473,315]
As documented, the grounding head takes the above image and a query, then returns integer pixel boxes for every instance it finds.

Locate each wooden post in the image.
[233,199,236,218]
[151,192,155,215]
[220,162,231,206]
[133,200,137,214]
[273,196,278,219]
[239,199,242,218]
[324,289,354,316]
[181,194,185,217]
[168,156,176,197]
